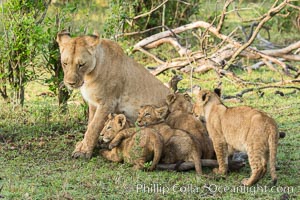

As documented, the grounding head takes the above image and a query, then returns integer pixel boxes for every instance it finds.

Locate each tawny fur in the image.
[165,93,215,159]
[56,31,170,158]
[99,114,163,171]
[194,89,279,186]
[136,105,203,174]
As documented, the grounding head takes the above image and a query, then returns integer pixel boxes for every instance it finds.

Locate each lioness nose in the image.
[66,80,76,86]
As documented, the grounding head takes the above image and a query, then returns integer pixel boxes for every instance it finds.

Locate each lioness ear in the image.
[117,114,126,128]
[86,33,100,48]
[183,93,192,102]
[166,94,176,105]
[155,106,169,119]
[56,30,71,45]
[214,88,221,97]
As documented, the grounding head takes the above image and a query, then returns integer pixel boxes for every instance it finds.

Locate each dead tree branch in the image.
[225,0,291,69]
[217,0,234,32]
[133,0,169,20]
[133,0,299,86]
[144,37,191,57]
[223,85,300,99]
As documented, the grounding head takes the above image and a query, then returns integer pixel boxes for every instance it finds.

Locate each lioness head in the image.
[166,93,193,113]
[100,113,127,143]
[136,105,169,127]
[194,89,222,118]
[56,30,100,89]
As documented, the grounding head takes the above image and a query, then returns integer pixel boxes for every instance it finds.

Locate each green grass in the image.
[1,1,300,199]
[0,69,299,199]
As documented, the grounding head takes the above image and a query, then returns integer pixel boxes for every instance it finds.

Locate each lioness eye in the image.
[107,126,111,130]
[144,113,150,117]
[79,63,86,68]
[63,62,67,66]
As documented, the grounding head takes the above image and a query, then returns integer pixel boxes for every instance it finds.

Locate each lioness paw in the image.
[72,151,92,159]
[71,141,93,159]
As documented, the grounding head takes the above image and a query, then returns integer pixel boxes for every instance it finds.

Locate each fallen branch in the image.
[151,52,204,75]
[144,37,191,57]
[156,159,245,172]
[135,20,299,76]
[223,84,300,99]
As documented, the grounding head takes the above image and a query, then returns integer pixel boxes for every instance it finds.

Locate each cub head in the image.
[136,105,169,127]
[100,113,127,143]
[56,30,100,89]
[166,93,193,113]
[193,89,222,118]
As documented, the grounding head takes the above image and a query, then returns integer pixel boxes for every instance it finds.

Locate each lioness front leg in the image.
[88,104,97,125]
[72,106,111,159]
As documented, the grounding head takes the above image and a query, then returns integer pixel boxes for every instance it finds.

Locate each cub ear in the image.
[166,94,176,105]
[117,114,126,128]
[214,88,221,97]
[108,113,115,120]
[56,30,71,45]
[92,30,99,37]
[155,106,169,119]
[183,93,192,102]
[199,90,211,104]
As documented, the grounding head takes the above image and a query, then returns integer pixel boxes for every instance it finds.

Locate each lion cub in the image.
[195,89,279,186]
[165,93,215,159]
[136,105,203,174]
[99,113,163,171]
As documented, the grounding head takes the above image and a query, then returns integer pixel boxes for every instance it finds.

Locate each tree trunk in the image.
[58,82,70,113]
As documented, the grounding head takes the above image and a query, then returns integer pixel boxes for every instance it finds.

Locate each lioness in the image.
[56,31,170,158]
[136,105,203,174]
[195,89,279,186]
[99,113,163,171]
[165,93,215,159]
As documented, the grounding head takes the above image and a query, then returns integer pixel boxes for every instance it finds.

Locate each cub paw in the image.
[241,178,251,186]
[108,142,117,149]
[99,149,109,157]
[212,168,223,174]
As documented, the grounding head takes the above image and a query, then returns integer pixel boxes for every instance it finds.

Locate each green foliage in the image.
[103,0,200,39]
[0,0,49,106]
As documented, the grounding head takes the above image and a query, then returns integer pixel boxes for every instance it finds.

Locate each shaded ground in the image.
[0,70,299,199]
